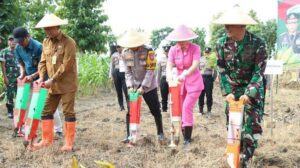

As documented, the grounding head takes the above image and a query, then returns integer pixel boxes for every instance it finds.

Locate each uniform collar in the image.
[50,31,63,42]
[26,38,34,50]
[225,31,250,44]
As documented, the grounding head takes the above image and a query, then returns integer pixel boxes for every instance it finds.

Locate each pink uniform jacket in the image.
[168,42,204,94]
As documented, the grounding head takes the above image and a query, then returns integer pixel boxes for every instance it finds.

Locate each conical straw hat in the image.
[36,13,68,28]
[166,25,198,41]
[117,29,148,48]
[214,5,257,25]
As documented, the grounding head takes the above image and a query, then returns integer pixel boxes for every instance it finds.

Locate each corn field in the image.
[77,52,111,95]
[0,52,111,99]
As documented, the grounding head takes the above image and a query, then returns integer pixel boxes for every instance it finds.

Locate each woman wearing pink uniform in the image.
[166,25,204,145]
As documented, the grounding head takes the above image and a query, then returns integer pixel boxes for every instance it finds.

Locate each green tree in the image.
[21,0,56,42]
[247,10,277,56]
[208,13,225,49]
[260,19,277,56]
[209,10,276,56]
[150,27,173,49]
[57,0,111,52]
[192,27,206,51]
[0,0,25,48]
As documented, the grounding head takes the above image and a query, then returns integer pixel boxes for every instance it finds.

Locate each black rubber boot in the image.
[183,126,193,145]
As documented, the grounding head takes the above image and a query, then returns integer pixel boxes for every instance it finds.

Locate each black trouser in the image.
[198,75,214,110]
[125,88,163,138]
[113,69,129,108]
[160,76,169,111]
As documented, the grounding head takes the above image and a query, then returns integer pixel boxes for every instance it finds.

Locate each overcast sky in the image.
[103,0,277,37]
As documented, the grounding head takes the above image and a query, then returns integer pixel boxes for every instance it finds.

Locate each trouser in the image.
[159,76,169,111]
[6,81,17,106]
[42,92,76,121]
[125,88,163,137]
[181,88,202,127]
[198,75,214,111]
[142,88,163,135]
[113,69,129,108]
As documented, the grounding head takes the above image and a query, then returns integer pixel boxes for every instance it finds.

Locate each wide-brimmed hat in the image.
[214,5,257,25]
[117,29,148,48]
[166,25,198,42]
[35,13,68,28]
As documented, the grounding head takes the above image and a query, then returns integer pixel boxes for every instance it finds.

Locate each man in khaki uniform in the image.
[118,29,165,145]
[31,14,77,152]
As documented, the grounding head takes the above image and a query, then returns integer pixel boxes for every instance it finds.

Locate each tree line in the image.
[1,1,276,56]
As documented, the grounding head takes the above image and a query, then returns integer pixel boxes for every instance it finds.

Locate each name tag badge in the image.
[52,55,57,64]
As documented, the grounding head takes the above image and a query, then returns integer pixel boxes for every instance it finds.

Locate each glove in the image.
[178,70,188,81]
[166,71,172,82]
[239,95,249,104]
[225,93,234,102]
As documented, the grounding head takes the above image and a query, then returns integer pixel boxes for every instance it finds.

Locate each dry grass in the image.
[0,87,299,168]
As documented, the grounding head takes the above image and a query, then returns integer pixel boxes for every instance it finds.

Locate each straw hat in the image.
[35,13,68,28]
[117,29,148,48]
[166,25,198,42]
[214,5,257,25]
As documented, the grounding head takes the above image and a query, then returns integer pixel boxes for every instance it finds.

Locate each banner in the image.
[277,0,300,69]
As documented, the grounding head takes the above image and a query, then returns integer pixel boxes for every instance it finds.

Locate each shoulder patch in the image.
[146,50,156,70]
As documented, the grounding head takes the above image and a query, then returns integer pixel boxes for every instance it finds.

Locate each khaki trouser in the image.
[42,92,76,119]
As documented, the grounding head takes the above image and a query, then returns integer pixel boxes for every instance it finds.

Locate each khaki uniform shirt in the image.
[123,46,157,93]
[38,32,78,94]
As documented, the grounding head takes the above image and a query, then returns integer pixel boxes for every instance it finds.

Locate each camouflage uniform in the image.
[0,47,20,113]
[216,31,267,160]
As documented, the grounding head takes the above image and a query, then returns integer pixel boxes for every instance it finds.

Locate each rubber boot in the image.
[30,119,54,150]
[60,121,76,152]
[183,126,193,145]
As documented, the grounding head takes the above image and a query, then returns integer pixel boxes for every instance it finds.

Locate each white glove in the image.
[166,71,172,82]
[178,70,188,81]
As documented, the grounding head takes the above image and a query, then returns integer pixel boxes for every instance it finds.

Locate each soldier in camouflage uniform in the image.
[214,5,267,167]
[118,29,165,146]
[0,35,20,118]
